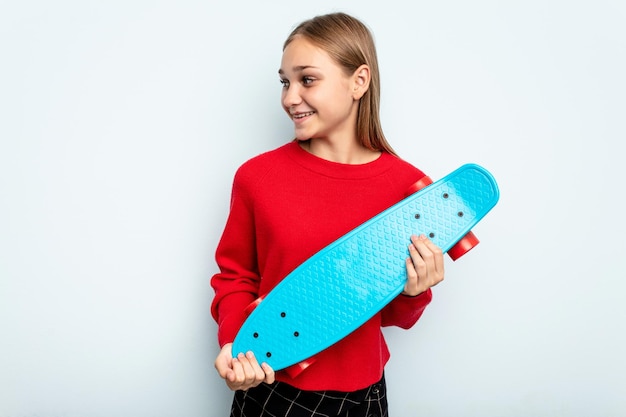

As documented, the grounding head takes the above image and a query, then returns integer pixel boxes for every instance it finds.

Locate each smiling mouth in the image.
[293,111,315,119]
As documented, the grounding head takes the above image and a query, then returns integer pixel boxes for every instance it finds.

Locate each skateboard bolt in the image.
[414,214,421,219]
[253,332,259,338]
[443,193,449,199]
[266,352,271,358]
[294,331,299,337]
[429,232,435,238]
[280,312,286,318]
[458,211,464,217]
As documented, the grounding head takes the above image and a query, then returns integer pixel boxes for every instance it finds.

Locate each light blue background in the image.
[1,1,624,416]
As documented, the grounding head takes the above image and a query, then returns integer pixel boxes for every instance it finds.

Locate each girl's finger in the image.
[412,235,435,265]
[262,362,276,384]
[245,351,266,382]
[236,353,257,385]
[421,237,444,273]
[231,356,245,385]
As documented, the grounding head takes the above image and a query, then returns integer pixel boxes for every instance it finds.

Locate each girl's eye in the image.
[279,79,289,88]
[302,77,314,85]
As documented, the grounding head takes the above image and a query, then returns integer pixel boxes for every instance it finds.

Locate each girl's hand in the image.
[214,343,275,391]
[403,234,445,296]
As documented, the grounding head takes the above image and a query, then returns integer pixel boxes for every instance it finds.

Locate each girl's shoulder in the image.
[232,141,295,186]
[385,152,427,180]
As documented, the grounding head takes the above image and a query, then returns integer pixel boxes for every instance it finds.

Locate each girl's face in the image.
[279,37,365,144]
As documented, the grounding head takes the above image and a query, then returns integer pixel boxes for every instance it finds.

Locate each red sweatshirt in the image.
[211,141,432,391]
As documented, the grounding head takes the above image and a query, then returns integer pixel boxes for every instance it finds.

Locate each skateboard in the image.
[232,163,499,371]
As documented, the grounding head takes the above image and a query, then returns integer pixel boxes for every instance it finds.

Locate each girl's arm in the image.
[211,173,261,347]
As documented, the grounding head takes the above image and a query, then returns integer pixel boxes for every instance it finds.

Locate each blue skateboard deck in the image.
[232,163,499,371]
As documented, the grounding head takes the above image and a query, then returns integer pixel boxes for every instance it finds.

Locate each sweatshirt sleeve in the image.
[210,170,261,347]
[380,289,432,329]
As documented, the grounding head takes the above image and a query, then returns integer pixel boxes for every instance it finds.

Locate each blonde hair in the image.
[283,12,396,156]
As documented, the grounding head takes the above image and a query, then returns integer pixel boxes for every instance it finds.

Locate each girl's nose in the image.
[282,84,302,108]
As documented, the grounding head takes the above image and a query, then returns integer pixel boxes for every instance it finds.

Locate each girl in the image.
[211,12,444,417]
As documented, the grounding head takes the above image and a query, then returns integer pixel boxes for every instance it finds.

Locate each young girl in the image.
[211,12,444,417]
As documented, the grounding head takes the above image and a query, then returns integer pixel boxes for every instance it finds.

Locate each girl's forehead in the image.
[280,38,334,72]
[283,38,323,59]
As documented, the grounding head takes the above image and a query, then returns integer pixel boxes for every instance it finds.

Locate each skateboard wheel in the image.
[448,231,479,261]
[244,297,263,315]
[284,358,316,379]
[406,175,433,195]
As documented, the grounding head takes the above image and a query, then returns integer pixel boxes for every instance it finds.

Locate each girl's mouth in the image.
[293,111,315,119]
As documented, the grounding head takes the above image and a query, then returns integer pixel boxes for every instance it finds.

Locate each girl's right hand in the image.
[403,234,444,296]
[214,343,275,391]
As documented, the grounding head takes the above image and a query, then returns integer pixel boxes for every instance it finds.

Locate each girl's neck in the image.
[299,138,381,165]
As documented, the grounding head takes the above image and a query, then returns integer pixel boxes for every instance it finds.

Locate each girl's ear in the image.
[352,64,371,100]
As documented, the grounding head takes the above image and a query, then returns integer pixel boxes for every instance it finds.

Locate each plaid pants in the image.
[230,374,388,417]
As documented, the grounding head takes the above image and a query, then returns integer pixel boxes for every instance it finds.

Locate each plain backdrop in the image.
[1,0,625,416]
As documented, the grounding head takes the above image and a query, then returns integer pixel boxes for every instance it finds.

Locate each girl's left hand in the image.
[403,234,444,296]
[214,343,275,391]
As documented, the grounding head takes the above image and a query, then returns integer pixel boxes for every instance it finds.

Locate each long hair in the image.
[283,13,396,156]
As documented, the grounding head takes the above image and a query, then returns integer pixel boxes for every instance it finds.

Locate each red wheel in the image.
[448,231,480,261]
[406,175,433,195]
[285,358,316,378]
[244,296,263,315]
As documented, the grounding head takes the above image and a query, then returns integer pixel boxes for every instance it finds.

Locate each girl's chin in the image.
[293,130,314,141]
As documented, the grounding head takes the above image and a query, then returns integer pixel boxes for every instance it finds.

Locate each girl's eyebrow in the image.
[278,65,320,75]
